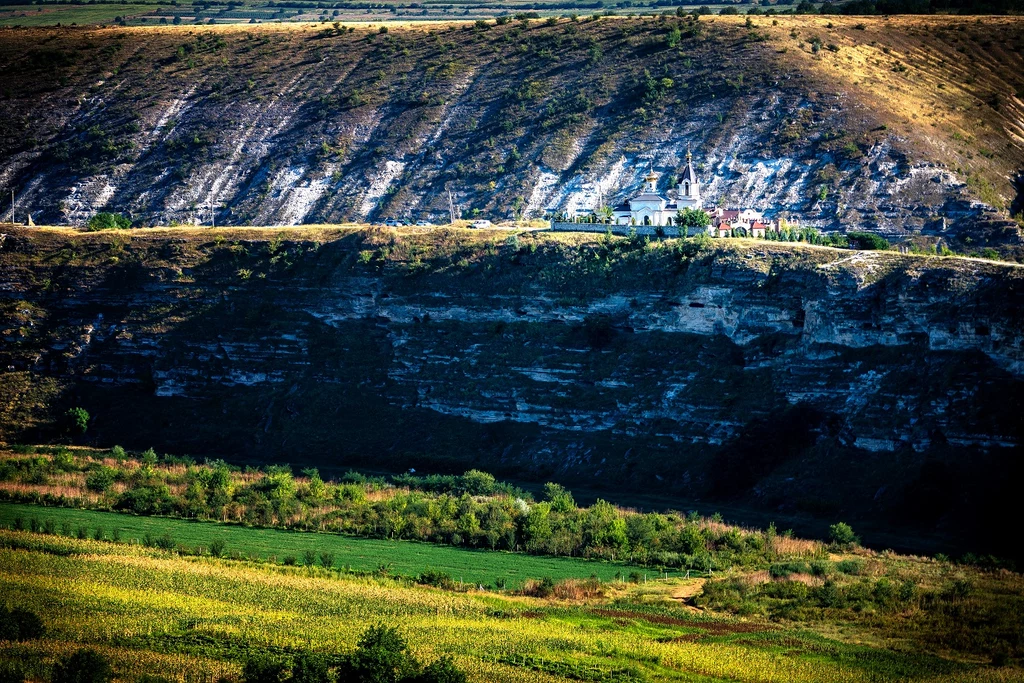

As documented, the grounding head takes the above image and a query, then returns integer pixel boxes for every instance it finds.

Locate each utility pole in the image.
[447,189,456,225]
[8,188,15,226]
[209,201,215,229]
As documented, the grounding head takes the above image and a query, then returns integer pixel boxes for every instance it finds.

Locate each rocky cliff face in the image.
[1,17,1022,246]
[1,227,1022,554]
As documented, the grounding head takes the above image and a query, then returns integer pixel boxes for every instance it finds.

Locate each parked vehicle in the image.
[415,220,433,227]
[470,219,492,229]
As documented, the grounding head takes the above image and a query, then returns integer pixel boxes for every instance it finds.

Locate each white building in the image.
[611,149,703,226]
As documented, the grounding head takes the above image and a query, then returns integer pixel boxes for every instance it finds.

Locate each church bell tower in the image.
[676,147,702,210]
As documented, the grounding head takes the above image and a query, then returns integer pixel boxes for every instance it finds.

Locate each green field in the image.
[0,503,658,587]
[0,4,155,26]
[1,527,1017,683]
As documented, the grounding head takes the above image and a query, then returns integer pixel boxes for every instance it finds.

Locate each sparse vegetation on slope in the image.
[0,16,1021,247]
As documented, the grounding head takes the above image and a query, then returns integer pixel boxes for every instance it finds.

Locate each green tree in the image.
[524,502,553,551]
[675,208,711,236]
[543,482,576,513]
[460,469,496,495]
[291,653,329,683]
[666,26,682,48]
[583,499,627,554]
[346,625,417,683]
[829,522,859,547]
[64,407,90,436]
[242,657,289,683]
[847,231,889,251]
[86,212,131,231]
[414,657,466,683]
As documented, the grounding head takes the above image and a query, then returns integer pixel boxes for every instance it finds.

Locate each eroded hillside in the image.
[1,226,1023,558]
[0,16,1022,243]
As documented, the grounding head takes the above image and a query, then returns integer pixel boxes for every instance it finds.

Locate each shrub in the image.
[0,662,24,683]
[86,467,116,494]
[302,550,316,566]
[760,580,809,601]
[319,552,335,569]
[769,561,810,578]
[209,540,226,557]
[153,534,176,551]
[342,624,418,682]
[51,649,113,683]
[836,558,866,575]
[86,213,131,231]
[282,555,297,566]
[417,569,454,589]
[521,577,556,598]
[809,560,834,576]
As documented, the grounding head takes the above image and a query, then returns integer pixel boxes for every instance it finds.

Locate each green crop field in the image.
[0,4,155,27]
[0,503,660,587]
[0,528,1017,683]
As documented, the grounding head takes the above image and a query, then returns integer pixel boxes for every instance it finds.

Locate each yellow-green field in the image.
[2,527,1022,682]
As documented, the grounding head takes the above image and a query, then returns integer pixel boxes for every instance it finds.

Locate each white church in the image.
[611,149,703,226]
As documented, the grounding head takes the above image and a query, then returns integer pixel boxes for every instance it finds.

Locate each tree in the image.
[543,482,575,513]
[413,657,466,683]
[460,469,495,495]
[51,650,113,683]
[86,212,130,231]
[595,205,614,224]
[291,653,329,683]
[345,625,417,683]
[524,502,553,551]
[829,522,859,547]
[675,208,711,236]
[65,407,90,435]
[242,657,289,683]
[665,26,682,47]
[847,231,889,251]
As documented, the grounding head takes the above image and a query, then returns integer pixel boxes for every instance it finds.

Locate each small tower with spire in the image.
[643,163,658,193]
[676,146,702,210]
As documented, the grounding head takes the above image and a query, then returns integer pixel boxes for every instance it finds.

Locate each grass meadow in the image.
[2,527,1020,683]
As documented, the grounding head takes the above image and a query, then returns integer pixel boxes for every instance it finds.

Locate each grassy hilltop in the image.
[0,15,1021,245]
